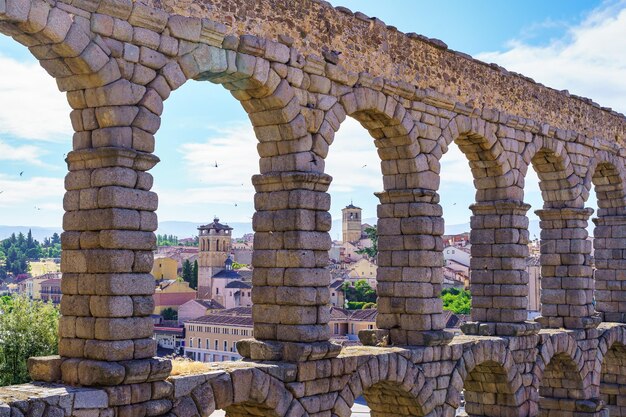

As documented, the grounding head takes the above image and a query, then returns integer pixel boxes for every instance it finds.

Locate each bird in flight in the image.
[19,171,23,176]
[34,206,41,210]
[362,164,367,168]
[214,161,219,168]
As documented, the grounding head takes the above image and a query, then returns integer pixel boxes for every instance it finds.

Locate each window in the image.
[189,338,193,348]
[216,288,219,294]
[334,324,339,335]
[214,340,218,350]
[223,341,228,351]
[205,339,209,349]
[229,292,232,296]
[332,293,335,297]
[368,325,374,330]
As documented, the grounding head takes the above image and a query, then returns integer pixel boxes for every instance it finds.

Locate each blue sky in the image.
[0,0,625,239]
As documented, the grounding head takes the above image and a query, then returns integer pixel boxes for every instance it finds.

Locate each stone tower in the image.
[342,203,362,243]
[197,217,233,299]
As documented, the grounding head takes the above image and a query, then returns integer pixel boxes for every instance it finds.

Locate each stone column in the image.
[239,172,341,361]
[462,200,540,336]
[593,215,626,323]
[535,208,601,329]
[370,189,453,346]
[55,146,171,386]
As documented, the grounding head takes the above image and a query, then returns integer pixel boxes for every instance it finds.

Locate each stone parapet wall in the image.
[145,0,626,144]
[4,326,626,417]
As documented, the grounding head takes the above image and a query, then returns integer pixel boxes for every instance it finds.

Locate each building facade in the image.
[183,307,253,362]
[39,278,62,305]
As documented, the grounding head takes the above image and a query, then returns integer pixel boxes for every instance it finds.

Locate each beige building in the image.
[151,256,178,281]
[177,299,224,325]
[153,280,197,314]
[346,258,378,288]
[197,218,233,299]
[342,203,362,243]
[17,272,62,300]
[328,307,377,341]
[183,307,253,362]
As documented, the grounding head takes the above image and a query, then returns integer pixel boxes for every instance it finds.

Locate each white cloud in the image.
[0,139,53,168]
[477,0,626,114]
[325,118,384,192]
[0,54,73,141]
[0,174,64,208]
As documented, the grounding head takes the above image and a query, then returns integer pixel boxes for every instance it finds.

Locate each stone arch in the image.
[332,353,434,417]
[438,114,516,202]
[157,34,310,175]
[338,87,421,190]
[172,368,305,417]
[534,332,591,415]
[595,325,626,415]
[584,153,626,214]
[0,0,121,91]
[451,341,526,417]
[522,135,582,208]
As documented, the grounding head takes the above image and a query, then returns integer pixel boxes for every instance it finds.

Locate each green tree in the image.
[190,260,199,290]
[440,288,471,315]
[232,261,247,270]
[182,260,193,286]
[0,295,59,386]
[356,226,378,258]
[161,307,178,321]
[342,280,377,309]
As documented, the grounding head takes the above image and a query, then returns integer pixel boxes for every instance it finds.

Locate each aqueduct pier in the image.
[1,0,626,416]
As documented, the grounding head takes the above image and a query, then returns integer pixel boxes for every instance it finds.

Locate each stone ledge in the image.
[359,329,454,347]
[535,314,602,330]
[236,338,341,362]
[461,321,541,336]
[29,356,171,387]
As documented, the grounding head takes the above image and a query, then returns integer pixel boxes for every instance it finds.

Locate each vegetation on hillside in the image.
[0,231,61,279]
[0,295,59,386]
[441,287,471,314]
[157,234,199,247]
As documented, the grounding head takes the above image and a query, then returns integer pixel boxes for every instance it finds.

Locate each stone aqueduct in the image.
[1,0,626,416]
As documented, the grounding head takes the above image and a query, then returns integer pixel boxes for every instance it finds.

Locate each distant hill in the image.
[0,225,62,241]
[0,218,545,243]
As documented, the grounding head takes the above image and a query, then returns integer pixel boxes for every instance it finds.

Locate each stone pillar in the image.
[593,215,626,323]
[56,146,171,386]
[462,200,540,336]
[239,172,341,361]
[370,188,453,346]
[535,208,601,329]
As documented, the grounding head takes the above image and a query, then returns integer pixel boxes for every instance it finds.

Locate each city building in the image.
[183,307,253,362]
[197,217,233,299]
[17,272,61,299]
[151,256,178,281]
[152,280,197,315]
[39,278,62,304]
[329,279,346,308]
[341,203,362,243]
[443,245,471,269]
[153,326,184,356]
[177,299,224,325]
